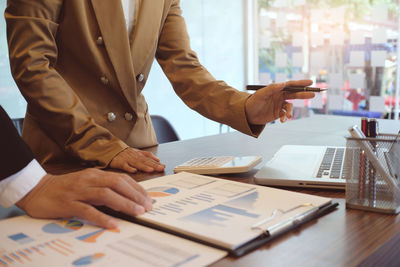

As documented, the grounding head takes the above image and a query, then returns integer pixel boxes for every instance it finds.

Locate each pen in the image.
[359,117,368,201]
[368,118,378,207]
[246,85,327,92]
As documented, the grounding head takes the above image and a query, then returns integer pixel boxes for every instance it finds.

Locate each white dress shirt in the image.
[121,0,138,34]
[0,160,46,208]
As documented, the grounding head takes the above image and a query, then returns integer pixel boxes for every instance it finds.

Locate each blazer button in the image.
[124,112,133,121]
[107,112,116,122]
[100,76,109,85]
[96,36,104,45]
[137,73,145,82]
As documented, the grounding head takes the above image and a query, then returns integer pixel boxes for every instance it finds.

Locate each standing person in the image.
[0,105,152,229]
[5,0,314,173]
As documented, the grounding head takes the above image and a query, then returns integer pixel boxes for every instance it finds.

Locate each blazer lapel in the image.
[130,0,164,72]
[91,0,137,112]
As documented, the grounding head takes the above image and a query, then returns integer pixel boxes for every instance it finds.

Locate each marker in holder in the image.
[346,128,400,214]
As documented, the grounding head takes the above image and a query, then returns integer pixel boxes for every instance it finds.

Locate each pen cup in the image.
[345,133,400,214]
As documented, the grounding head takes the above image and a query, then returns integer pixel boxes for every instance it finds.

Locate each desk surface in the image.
[2,115,400,266]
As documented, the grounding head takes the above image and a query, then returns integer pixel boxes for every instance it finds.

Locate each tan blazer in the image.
[6,0,256,168]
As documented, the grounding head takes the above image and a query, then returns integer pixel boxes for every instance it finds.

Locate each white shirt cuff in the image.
[0,160,46,208]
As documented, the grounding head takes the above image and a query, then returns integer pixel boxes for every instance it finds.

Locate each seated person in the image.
[0,106,151,229]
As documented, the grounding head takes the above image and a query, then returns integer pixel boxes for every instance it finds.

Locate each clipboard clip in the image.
[251,203,318,234]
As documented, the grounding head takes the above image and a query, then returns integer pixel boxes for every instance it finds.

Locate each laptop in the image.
[254,145,346,190]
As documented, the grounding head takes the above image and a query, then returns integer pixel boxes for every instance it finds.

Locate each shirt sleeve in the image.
[0,159,46,208]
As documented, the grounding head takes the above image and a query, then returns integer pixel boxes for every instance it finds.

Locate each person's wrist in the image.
[16,174,53,212]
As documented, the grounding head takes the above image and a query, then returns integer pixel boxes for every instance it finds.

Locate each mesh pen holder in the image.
[345,133,400,214]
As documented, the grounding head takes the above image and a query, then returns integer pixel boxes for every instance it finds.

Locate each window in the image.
[253,0,400,120]
[144,0,245,140]
[0,2,26,118]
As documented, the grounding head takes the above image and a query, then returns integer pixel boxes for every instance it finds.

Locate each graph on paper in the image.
[8,233,34,245]
[0,238,75,266]
[0,215,226,267]
[76,228,120,243]
[42,220,83,234]
[72,253,105,266]
[180,204,260,227]
[167,175,215,189]
[148,186,179,197]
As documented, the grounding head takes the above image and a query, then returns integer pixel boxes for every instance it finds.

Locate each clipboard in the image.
[100,173,339,257]
[101,201,338,257]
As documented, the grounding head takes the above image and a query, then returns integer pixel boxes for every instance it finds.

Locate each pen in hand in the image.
[246,85,327,92]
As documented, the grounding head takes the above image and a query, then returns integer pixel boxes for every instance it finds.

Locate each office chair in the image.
[12,118,24,136]
[11,116,179,143]
[150,115,180,144]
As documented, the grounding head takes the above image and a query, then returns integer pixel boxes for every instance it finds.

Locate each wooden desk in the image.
[148,115,400,266]
[2,115,400,266]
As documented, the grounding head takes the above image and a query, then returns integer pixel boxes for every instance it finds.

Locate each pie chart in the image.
[42,219,84,234]
[148,186,179,197]
[72,253,105,266]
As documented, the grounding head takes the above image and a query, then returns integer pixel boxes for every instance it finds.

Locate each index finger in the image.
[92,172,151,208]
[285,79,313,87]
[253,82,286,98]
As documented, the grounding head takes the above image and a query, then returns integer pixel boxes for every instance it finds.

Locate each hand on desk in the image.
[109,147,165,173]
[245,79,315,124]
[16,169,152,229]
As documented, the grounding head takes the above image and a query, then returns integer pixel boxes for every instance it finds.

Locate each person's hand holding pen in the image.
[245,80,317,124]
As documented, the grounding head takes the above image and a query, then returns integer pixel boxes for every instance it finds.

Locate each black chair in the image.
[11,116,179,143]
[12,118,24,136]
[150,115,179,144]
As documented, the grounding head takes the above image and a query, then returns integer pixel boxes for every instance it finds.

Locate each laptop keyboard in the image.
[316,147,345,179]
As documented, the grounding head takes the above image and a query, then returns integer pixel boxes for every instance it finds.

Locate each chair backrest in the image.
[150,115,179,144]
[11,116,179,143]
[12,118,24,136]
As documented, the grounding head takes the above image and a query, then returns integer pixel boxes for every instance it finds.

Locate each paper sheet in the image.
[310,52,325,70]
[259,73,271,84]
[372,4,388,21]
[330,30,345,46]
[310,10,324,22]
[138,173,332,250]
[293,0,306,6]
[311,34,324,46]
[372,28,387,44]
[275,53,287,68]
[349,51,365,67]
[350,31,365,45]
[327,95,344,110]
[369,96,386,112]
[259,15,270,31]
[292,52,304,67]
[310,92,324,109]
[292,32,305,47]
[371,50,386,67]
[0,216,226,267]
[273,0,289,7]
[292,99,305,108]
[329,7,345,23]
[292,72,305,80]
[259,34,271,49]
[275,73,287,83]
[276,13,287,28]
[349,73,365,89]
[328,73,343,89]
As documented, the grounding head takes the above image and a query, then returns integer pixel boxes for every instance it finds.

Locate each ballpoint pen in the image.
[246,85,327,92]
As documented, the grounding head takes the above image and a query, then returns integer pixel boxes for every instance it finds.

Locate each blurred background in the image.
[1,0,399,140]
